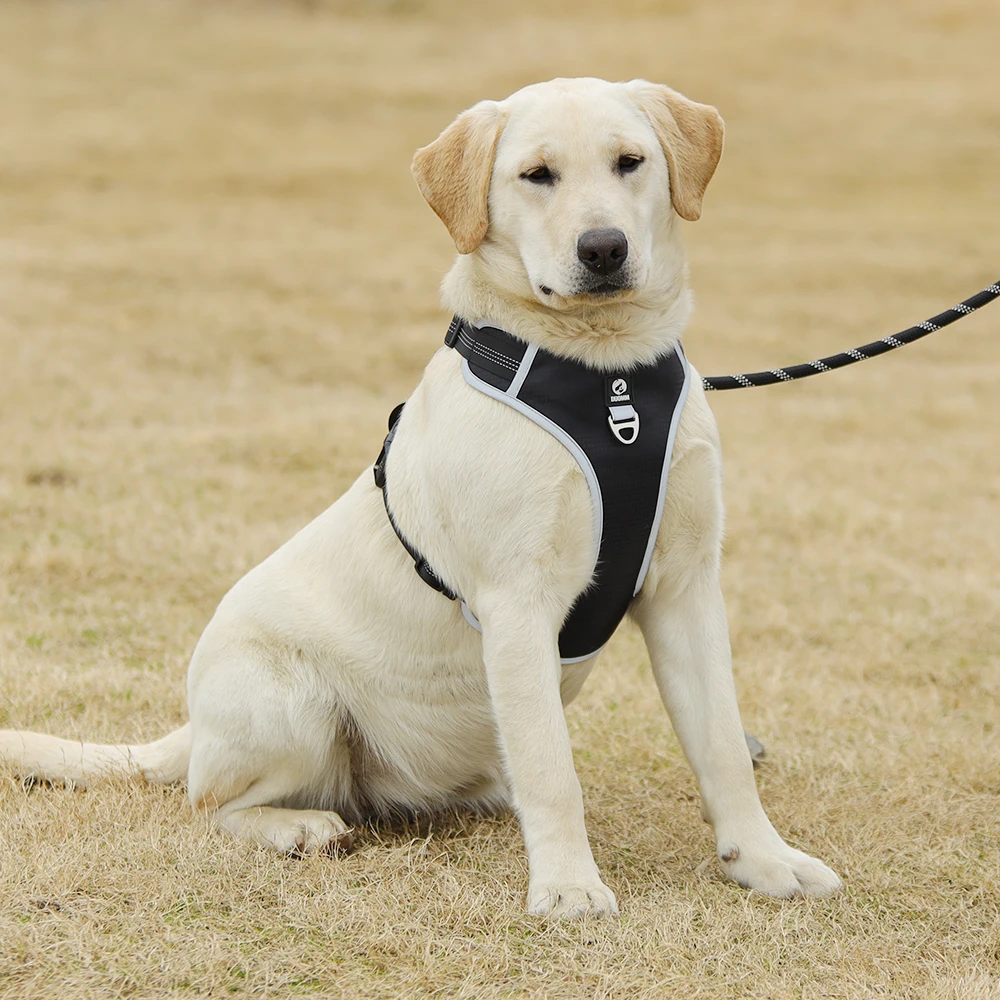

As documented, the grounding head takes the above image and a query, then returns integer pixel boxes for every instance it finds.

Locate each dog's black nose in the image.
[576,228,628,275]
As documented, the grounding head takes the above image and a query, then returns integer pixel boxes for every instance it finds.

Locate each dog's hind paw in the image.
[220,806,354,856]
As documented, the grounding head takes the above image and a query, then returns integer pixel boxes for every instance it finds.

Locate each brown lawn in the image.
[1,0,999,996]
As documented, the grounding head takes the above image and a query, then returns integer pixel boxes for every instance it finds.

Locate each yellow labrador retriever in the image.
[0,78,841,918]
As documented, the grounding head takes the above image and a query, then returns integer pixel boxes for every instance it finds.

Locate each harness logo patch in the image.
[604,375,634,406]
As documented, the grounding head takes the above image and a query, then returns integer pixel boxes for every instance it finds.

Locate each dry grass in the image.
[1,0,999,996]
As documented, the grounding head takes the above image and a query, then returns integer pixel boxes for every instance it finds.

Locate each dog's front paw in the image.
[717,830,842,898]
[527,878,619,919]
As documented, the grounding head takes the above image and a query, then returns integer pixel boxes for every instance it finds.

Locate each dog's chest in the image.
[385,321,691,663]
[452,321,691,660]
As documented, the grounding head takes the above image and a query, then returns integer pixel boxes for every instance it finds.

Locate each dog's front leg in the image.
[633,567,842,897]
[477,600,618,919]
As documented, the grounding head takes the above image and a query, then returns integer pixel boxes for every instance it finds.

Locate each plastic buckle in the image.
[444,315,464,349]
[415,559,444,592]
[373,449,387,488]
[415,559,457,601]
[607,405,640,445]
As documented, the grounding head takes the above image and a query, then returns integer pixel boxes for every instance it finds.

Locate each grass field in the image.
[1,0,999,996]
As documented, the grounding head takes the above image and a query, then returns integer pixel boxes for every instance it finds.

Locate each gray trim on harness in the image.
[461,356,605,570]
[633,350,692,594]
[460,354,608,664]
[507,342,538,398]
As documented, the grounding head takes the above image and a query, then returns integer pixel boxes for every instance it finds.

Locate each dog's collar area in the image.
[446,318,531,393]
[447,317,643,444]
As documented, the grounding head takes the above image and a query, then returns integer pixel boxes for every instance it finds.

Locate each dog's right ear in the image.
[411,101,506,255]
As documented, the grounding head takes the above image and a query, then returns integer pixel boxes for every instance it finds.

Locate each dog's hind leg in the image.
[188,732,357,855]
[185,643,359,856]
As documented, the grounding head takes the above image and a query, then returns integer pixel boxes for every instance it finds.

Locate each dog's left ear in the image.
[411,101,506,254]
[627,81,724,222]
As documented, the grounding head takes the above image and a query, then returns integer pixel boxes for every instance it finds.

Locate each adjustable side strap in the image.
[373,403,458,601]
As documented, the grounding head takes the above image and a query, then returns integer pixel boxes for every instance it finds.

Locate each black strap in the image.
[374,403,458,601]
[702,278,1000,390]
[447,318,529,391]
[373,317,519,611]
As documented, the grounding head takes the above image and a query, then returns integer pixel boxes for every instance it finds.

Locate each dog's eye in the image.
[521,165,554,185]
[617,154,644,175]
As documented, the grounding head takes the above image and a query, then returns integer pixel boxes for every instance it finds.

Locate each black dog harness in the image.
[374,316,691,663]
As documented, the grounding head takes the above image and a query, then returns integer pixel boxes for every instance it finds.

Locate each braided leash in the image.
[702,279,1000,391]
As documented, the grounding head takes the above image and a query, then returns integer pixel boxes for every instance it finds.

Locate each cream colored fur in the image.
[0,77,841,917]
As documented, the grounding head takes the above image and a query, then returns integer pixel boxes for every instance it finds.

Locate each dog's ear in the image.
[411,101,506,254]
[627,82,724,222]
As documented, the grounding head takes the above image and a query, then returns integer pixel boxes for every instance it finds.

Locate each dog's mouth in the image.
[571,279,634,301]
[584,282,629,297]
[540,280,633,300]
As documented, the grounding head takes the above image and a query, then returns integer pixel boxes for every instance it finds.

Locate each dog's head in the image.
[411,78,723,312]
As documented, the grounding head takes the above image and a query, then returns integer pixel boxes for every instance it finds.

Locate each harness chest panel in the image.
[376,317,691,664]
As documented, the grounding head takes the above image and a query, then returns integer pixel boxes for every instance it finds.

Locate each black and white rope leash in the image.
[702,279,1000,391]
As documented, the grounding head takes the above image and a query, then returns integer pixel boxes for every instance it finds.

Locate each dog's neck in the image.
[440,250,693,372]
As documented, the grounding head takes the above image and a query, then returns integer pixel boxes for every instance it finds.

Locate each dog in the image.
[0,77,841,918]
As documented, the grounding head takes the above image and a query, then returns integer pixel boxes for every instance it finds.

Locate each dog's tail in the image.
[0,723,191,788]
